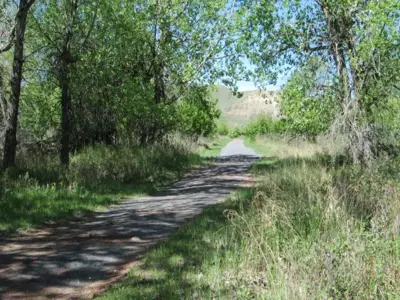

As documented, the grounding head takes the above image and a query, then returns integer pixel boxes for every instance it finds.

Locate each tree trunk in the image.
[321,2,372,166]
[154,69,165,104]
[2,1,32,169]
[59,58,72,166]
[58,0,76,167]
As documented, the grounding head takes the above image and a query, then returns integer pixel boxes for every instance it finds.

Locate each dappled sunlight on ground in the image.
[0,141,259,299]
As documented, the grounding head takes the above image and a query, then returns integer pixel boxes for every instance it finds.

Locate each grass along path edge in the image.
[0,137,230,235]
[99,135,400,299]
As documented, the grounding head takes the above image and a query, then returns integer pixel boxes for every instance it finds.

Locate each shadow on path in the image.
[0,155,258,299]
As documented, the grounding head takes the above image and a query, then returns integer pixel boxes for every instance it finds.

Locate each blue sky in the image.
[234,57,290,92]
[236,79,286,92]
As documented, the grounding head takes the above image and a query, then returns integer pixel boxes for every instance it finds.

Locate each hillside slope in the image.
[210,85,280,126]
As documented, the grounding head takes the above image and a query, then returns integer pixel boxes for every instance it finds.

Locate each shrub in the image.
[244,114,277,139]
[280,59,338,139]
[228,126,243,138]
[215,121,229,135]
[176,86,221,138]
[69,140,199,189]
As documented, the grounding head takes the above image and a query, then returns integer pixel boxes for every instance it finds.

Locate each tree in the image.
[280,59,337,139]
[177,86,221,138]
[17,0,245,161]
[2,0,36,169]
[243,0,400,164]
[31,0,98,166]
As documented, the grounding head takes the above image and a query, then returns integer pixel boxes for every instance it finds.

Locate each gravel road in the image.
[219,138,260,157]
[0,139,259,299]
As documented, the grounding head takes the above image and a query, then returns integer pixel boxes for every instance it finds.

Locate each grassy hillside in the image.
[210,85,247,111]
[210,85,280,126]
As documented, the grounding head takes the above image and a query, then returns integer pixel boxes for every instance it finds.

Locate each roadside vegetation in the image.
[100,137,400,299]
[0,0,235,234]
[0,137,197,233]
[0,0,399,298]
[101,0,400,295]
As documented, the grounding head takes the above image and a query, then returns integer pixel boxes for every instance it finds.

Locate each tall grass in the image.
[226,157,400,298]
[221,138,400,298]
[0,136,204,233]
[100,136,400,299]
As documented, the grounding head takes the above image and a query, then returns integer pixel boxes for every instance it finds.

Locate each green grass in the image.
[99,135,400,299]
[244,134,326,158]
[0,134,232,234]
[0,184,116,232]
[198,135,231,157]
[98,188,256,300]
[0,137,206,234]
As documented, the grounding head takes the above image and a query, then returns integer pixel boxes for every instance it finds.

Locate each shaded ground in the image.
[0,139,259,299]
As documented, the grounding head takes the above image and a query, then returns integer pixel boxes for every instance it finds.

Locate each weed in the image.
[0,137,207,233]
[99,136,400,299]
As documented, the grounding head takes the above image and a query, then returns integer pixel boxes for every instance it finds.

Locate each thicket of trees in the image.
[0,0,242,169]
[1,0,399,170]
[243,0,400,164]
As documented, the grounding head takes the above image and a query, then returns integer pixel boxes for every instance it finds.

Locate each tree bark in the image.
[59,57,72,166]
[3,0,34,170]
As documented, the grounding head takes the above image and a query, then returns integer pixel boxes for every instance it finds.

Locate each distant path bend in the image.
[0,139,259,299]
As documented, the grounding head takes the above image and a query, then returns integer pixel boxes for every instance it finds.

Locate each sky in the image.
[234,57,290,92]
[236,80,285,92]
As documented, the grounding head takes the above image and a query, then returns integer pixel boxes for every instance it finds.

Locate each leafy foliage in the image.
[1,0,245,167]
[228,126,243,138]
[177,86,221,138]
[215,121,229,136]
[242,0,400,163]
[280,61,338,139]
[244,114,278,139]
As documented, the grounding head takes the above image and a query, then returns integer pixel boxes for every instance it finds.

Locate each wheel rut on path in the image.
[0,139,259,299]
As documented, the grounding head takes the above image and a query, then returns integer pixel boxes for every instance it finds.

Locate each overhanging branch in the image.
[0,27,15,54]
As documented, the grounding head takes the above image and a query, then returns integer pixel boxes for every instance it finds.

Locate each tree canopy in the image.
[0,0,399,167]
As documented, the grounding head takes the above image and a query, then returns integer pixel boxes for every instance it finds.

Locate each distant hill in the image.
[210,85,280,126]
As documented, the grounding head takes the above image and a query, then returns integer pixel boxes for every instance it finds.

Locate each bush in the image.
[228,126,243,138]
[280,59,338,138]
[215,121,229,135]
[244,114,277,139]
[176,86,221,138]
[69,140,199,189]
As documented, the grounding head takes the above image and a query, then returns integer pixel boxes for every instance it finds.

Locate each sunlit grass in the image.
[198,135,231,157]
[0,137,208,234]
[99,135,400,299]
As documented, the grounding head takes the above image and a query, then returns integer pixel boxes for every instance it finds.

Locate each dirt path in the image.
[0,139,259,299]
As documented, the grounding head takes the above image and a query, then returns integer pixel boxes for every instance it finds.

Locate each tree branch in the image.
[81,6,98,48]
[27,0,37,10]
[0,27,15,53]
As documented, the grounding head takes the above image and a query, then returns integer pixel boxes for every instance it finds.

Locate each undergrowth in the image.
[100,136,400,299]
[0,136,212,233]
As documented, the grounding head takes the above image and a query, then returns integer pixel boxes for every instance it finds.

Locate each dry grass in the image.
[0,136,206,233]
[238,136,400,299]
[99,135,400,299]
[245,134,347,158]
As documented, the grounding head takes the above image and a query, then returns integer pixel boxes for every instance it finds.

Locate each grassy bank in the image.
[100,135,400,299]
[0,135,227,234]
[198,135,231,157]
